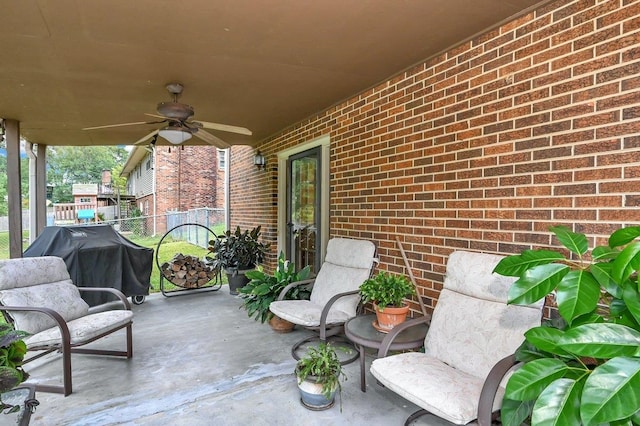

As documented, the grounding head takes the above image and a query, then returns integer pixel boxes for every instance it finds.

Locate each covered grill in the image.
[24,225,153,306]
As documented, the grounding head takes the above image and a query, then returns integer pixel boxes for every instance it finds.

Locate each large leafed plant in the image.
[493,225,640,426]
[239,252,311,323]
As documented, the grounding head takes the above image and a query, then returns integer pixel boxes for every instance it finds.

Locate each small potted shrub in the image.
[360,271,416,332]
[207,226,270,295]
[295,343,345,411]
[238,251,311,332]
[0,324,32,416]
[493,225,640,425]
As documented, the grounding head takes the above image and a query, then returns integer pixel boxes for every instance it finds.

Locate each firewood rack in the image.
[156,223,222,297]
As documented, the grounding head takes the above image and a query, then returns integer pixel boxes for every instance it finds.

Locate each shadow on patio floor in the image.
[25,290,453,426]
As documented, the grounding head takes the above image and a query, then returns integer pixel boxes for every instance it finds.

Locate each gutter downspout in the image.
[25,142,36,244]
[153,148,157,236]
[225,148,230,230]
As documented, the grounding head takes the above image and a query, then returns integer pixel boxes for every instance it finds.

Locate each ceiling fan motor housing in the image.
[157,102,195,120]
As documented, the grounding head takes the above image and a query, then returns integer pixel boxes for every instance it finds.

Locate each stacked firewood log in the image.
[160,253,216,288]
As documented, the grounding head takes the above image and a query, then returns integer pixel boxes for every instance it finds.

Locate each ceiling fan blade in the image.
[133,129,159,145]
[193,129,230,149]
[144,113,169,120]
[83,121,155,130]
[193,120,252,136]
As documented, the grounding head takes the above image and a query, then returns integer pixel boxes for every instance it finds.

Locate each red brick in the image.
[597,62,640,83]
[554,183,597,195]
[576,195,623,207]
[574,53,620,77]
[552,75,594,95]
[574,111,620,128]
[231,0,640,318]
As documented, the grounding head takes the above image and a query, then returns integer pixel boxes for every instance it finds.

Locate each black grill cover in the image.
[24,225,153,306]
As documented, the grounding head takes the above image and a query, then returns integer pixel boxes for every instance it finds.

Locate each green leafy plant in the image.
[296,343,345,406]
[238,252,311,323]
[207,226,270,272]
[359,271,415,311]
[0,324,29,414]
[493,225,640,426]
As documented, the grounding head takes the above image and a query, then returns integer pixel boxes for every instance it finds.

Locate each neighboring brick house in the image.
[121,145,226,235]
[230,0,640,318]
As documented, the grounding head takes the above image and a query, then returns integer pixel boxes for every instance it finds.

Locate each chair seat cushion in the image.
[269,300,351,327]
[370,352,505,425]
[25,310,133,348]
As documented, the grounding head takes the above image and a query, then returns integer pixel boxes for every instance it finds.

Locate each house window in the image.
[144,200,149,215]
[218,149,226,170]
[79,197,91,204]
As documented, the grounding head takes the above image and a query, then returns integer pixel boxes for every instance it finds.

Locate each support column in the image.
[26,141,48,242]
[5,119,23,258]
[36,143,47,232]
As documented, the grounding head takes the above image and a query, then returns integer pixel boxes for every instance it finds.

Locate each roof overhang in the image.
[1,0,547,148]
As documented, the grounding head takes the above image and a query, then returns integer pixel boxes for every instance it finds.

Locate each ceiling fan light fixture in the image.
[158,127,192,145]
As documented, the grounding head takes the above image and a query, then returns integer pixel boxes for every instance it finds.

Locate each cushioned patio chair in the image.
[0,256,134,396]
[269,238,377,360]
[370,250,543,426]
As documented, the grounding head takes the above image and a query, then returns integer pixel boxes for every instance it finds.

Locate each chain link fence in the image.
[0,208,226,259]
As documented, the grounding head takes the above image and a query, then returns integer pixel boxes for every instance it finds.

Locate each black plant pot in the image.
[225,268,252,295]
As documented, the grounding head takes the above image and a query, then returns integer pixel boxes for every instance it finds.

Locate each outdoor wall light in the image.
[254,150,266,170]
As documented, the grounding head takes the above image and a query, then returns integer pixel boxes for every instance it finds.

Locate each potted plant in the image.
[238,251,312,332]
[359,271,416,332]
[295,342,345,411]
[207,226,270,295]
[0,323,32,415]
[493,225,640,426]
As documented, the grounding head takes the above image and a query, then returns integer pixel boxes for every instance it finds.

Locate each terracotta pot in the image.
[269,315,295,333]
[373,303,410,332]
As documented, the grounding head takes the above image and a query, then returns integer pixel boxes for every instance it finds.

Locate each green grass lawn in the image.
[0,231,30,259]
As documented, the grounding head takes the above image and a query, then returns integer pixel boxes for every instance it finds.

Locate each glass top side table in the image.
[344,314,428,392]
[1,384,38,426]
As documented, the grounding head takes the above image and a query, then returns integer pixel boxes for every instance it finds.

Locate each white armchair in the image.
[370,250,544,425]
[0,256,134,396]
[269,238,377,360]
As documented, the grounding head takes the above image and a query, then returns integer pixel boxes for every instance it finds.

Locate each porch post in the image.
[26,141,48,242]
[5,119,23,258]
[36,143,47,233]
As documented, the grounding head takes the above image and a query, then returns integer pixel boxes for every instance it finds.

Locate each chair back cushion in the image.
[0,257,90,334]
[0,256,71,289]
[424,251,543,379]
[310,238,376,317]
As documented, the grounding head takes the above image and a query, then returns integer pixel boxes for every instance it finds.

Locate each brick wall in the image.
[229,146,279,253]
[155,145,221,214]
[230,0,640,315]
[148,145,222,235]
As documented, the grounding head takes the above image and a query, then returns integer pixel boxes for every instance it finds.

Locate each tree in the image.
[46,146,128,203]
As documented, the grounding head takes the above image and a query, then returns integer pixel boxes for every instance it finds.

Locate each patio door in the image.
[286,147,321,273]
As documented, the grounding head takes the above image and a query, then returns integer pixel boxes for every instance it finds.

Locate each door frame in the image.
[277,135,330,264]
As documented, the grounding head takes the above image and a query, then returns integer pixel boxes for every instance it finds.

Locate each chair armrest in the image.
[0,305,71,345]
[78,287,132,310]
[477,353,518,426]
[377,315,431,358]
[318,289,361,340]
[276,278,316,301]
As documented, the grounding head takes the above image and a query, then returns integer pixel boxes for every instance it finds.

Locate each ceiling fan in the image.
[83,83,251,148]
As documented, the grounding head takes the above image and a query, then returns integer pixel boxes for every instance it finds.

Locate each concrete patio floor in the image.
[20,289,455,426]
